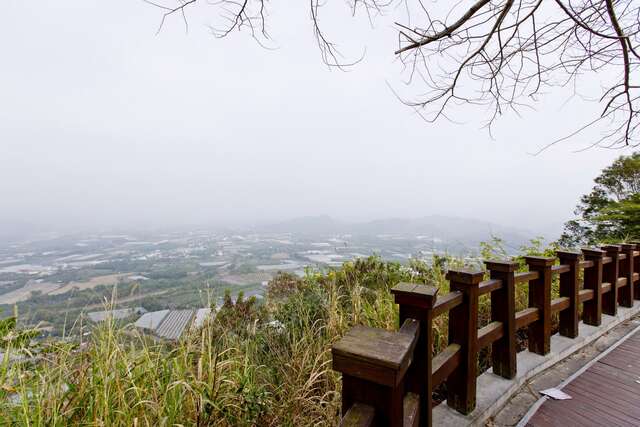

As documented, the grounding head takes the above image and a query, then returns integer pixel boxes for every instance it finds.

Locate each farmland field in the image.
[0,281,60,304]
[0,273,134,304]
[48,273,134,295]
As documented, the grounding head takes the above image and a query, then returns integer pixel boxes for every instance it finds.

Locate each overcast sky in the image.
[0,0,633,238]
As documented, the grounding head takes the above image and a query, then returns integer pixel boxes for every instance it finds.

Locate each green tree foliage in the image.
[559,153,640,246]
[598,193,640,239]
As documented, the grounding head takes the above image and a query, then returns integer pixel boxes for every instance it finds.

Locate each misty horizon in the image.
[1,212,549,246]
[1,1,635,242]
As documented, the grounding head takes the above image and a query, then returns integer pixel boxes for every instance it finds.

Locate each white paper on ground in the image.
[540,388,572,400]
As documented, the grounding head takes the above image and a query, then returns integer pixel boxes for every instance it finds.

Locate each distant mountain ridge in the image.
[261,215,534,247]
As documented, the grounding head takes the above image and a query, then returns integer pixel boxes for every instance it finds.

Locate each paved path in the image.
[527,328,640,426]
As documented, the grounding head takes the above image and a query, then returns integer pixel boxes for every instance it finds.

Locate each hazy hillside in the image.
[262,215,533,248]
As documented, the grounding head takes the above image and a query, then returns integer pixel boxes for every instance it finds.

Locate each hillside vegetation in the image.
[0,239,557,426]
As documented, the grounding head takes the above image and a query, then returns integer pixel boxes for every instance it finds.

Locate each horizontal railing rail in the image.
[332,242,640,426]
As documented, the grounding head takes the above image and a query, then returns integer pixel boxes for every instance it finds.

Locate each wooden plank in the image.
[333,324,418,370]
[528,329,640,426]
[485,260,518,379]
[599,352,640,371]
[332,321,419,387]
[634,243,640,301]
[403,393,420,427]
[446,269,483,415]
[515,308,539,330]
[525,257,554,355]
[340,403,375,427]
[579,259,594,269]
[478,278,502,295]
[535,382,640,426]
[582,249,604,326]
[396,292,433,427]
[578,289,594,303]
[620,244,635,306]
[432,344,460,388]
[602,246,621,316]
[551,264,571,274]
[590,358,640,379]
[588,363,640,389]
[477,321,503,349]
[432,291,463,318]
[333,353,401,388]
[557,251,581,338]
[341,375,404,427]
[536,397,615,426]
[550,296,570,313]
[570,373,640,406]
[570,373,640,408]
[561,383,640,424]
[579,367,640,397]
[391,282,438,309]
[515,270,539,283]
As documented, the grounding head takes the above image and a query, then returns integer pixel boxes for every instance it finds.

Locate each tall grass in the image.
[0,240,557,426]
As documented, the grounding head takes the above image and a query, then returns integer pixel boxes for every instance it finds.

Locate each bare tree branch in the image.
[143,0,640,149]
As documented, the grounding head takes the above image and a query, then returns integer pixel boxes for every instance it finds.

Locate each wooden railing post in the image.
[633,242,640,299]
[601,245,621,316]
[582,248,605,326]
[557,251,581,338]
[620,244,635,307]
[332,319,420,427]
[524,257,554,355]
[635,242,640,299]
[484,260,517,379]
[445,268,483,414]
[391,283,438,427]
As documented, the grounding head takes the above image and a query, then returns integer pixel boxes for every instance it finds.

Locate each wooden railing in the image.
[331,243,640,426]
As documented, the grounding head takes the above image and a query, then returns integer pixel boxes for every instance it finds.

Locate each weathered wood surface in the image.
[432,344,460,387]
[333,321,419,387]
[333,324,417,370]
[340,403,375,427]
[392,284,437,427]
[525,257,554,355]
[485,260,517,379]
[527,329,640,426]
[515,307,540,330]
[582,248,605,326]
[446,269,483,414]
[557,251,580,338]
[403,392,420,427]
[432,291,463,317]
